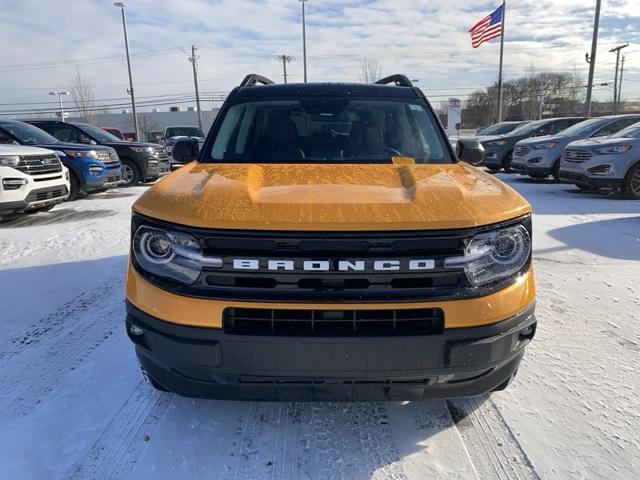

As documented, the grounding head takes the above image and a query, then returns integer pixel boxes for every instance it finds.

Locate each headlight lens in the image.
[131,146,155,154]
[532,142,558,150]
[593,144,631,155]
[445,224,531,287]
[0,155,20,167]
[64,149,98,158]
[133,225,222,285]
[485,140,507,147]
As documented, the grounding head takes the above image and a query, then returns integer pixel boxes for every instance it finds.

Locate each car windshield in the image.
[208,97,453,164]
[609,122,640,139]
[557,118,606,137]
[76,123,121,142]
[0,122,59,145]
[509,120,546,136]
[166,127,204,138]
[479,122,524,136]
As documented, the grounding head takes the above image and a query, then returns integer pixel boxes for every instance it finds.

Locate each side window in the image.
[533,124,552,136]
[0,128,15,144]
[549,120,569,134]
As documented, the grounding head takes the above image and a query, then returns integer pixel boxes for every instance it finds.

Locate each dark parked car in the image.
[0,119,121,200]
[478,117,586,172]
[25,120,170,186]
[477,121,530,137]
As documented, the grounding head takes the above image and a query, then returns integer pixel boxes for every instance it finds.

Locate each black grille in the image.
[14,154,62,176]
[223,307,444,337]
[25,185,68,202]
[514,146,530,157]
[132,214,531,303]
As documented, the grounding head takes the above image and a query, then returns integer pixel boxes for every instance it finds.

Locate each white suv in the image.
[0,144,70,220]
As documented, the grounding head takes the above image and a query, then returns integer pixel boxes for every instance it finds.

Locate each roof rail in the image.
[240,74,276,87]
[375,74,414,88]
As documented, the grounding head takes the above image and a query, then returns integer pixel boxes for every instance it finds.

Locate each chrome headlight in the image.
[532,142,558,150]
[131,146,155,154]
[484,140,508,147]
[133,225,221,285]
[0,155,20,167]
[445,224,531,287]
[64,149,98,158]
[593,144,631,155]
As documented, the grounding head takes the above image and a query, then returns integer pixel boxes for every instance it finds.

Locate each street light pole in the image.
[189,45,203,131]
[49,91,70,122]
[299,0,308,83]
[114,2,139,141]
[609,43,629,114]
[584,0,602,117]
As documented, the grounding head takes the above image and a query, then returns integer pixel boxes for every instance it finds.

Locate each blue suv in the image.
[0,120,122,200]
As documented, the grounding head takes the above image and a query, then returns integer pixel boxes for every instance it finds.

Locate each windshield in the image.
[0,122,59,145]
[509,120,546,136]
[76,123,122,142]
[208,97,453,164]
[165,127,204,138]
[479,122,525,136]
[609,122,640,139]
[557,118,605,137]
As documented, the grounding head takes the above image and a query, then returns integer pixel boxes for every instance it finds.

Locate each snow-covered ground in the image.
[1,175,639,480]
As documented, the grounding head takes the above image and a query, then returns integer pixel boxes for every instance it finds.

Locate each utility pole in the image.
[609,43,629,114]
[274,55,294,83]
[113,2,139,141]
[618,55,626,112]
[584,0,602,117]
[189,45,203,130]
[299,0,308,83]
[496,0,506,122]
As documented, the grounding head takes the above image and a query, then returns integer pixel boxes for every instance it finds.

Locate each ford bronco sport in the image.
[125,74,536,401]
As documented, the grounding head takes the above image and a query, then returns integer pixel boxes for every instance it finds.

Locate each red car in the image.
[101,127,125,140]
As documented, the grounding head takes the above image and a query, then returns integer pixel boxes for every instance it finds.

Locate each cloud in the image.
[0,0,637,115]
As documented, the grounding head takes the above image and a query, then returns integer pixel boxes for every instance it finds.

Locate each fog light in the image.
[89,165,104,174]
[527,157,542,164]
[129,324,144,336]
[2,178,28,190]
[588,165,612,175]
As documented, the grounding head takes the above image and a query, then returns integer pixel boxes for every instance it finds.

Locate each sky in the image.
[0,0,639,116]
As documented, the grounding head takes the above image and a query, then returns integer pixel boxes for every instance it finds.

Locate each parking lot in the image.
[1,174,638,480]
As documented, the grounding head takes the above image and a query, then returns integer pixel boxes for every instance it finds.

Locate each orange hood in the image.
[133,162,531,231]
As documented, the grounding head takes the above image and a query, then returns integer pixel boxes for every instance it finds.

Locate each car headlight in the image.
[64,149,98,158]
[130,146,155,154]
[593,144,631,155]
[532,142,558,150]
[445,224,531,287]
[484,140,508,147]
[0,155,20,167]
[133,225,222,285]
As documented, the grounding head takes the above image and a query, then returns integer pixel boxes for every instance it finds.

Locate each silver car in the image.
[558,121,640,198]
[511,115,640,180]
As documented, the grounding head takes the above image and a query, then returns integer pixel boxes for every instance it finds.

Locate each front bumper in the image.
[512,149,560,177]
[481,148,510,169]
[558,170,623,189]
[126,300,536,401]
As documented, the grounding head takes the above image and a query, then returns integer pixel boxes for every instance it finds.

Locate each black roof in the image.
[232,82,420,99]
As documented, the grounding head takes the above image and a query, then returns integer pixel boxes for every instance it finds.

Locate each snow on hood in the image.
[0,144,54,156]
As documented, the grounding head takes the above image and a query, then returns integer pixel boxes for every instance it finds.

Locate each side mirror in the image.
[456,138,485,166]
[172,138,199,163]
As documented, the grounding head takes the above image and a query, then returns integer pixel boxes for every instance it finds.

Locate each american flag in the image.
[469,4,504,48]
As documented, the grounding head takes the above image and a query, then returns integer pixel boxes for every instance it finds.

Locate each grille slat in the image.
[14,154,62,176]
[514,146,530,157]
[224,307,445,337]
[563,149,593,163]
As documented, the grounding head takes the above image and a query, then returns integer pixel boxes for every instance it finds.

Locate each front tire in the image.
[66,172,80,201]
[121,160,141,187]
[551,160,561,182]
[502,151,514,172]
[622,162,640,199]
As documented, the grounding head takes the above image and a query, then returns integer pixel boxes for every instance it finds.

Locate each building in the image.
[68,108,220,142]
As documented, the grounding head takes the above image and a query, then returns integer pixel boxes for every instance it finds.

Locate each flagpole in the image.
[497,0,506,122]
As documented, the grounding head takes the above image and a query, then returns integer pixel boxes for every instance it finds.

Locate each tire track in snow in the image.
[65,382,172,480]
[447,396,541,480]
[0,279,124,419]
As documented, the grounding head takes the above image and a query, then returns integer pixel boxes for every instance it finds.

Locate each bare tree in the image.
[70,70,96,124]
[135,113,159,142]
[360,58,382,83]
